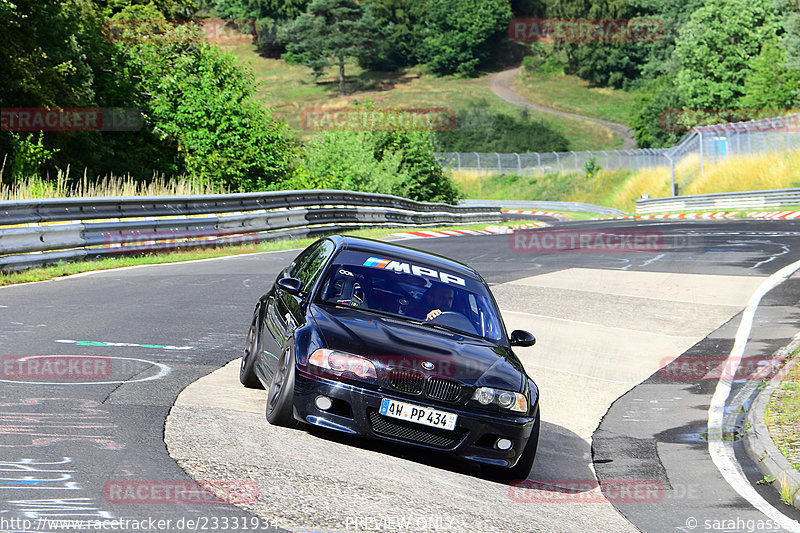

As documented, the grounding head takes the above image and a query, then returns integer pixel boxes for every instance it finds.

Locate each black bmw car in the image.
[240,235,540,479]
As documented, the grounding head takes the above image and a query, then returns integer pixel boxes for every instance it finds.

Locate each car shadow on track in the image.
[294,419,598,495]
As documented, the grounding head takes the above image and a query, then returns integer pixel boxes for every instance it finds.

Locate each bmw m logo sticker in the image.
[421,361,435,370]
[362,257,466,286]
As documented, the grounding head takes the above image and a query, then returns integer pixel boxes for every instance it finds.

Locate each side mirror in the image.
[510,329,536,347]
[277,277,304,297]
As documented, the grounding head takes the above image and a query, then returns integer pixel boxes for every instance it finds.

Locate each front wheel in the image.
[240,308,264,389]
[265,344,298,427]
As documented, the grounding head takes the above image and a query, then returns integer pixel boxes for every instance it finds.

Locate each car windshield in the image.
[316,250,504,341]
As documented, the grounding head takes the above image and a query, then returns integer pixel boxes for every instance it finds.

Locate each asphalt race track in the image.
[3,219,800,532]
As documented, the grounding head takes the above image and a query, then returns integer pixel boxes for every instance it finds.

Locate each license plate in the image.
[379,398,457,431]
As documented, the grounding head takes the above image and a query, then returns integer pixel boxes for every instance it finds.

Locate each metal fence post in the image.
[515,153,521,176]
[496,152,502,174]
[536,153,541,175]
[456,152,462,171]
[554,152,561,172]
[698,131,704,175]
[474,152,480,171]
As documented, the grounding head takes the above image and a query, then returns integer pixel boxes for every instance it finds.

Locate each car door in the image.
[260,239,335,379]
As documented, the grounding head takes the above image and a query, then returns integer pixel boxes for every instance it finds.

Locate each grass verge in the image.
[0,222,528,287]
[512,70,635,126]
[765,354,800,477]
[451,168,634,211]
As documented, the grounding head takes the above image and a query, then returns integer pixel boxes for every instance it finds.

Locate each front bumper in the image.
[293,370,538,468]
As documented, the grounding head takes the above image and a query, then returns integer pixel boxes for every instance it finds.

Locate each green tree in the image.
[628,76,684,148]
[740,39,800,109]
[93,0,198,18]
[280,131,408,193]
[357,0,426,70]
[281,0,382,96]
[113,6,297,190]
[434,107,569,153]
[416,0,512,76]
[673,0,782,110]
[545,0,654,88]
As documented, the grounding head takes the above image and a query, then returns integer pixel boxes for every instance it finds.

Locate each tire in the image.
[240,308,264,389]
[483,412,540,482]
[265,344,298,427]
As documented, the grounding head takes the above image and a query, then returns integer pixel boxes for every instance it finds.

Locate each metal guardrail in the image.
[0,190,502,272]
[459,199,627,217]
[635,188,800,214]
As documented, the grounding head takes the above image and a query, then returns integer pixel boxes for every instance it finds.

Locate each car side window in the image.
[290,240,335,288]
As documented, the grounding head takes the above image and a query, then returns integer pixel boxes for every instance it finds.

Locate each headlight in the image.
[471,387,528,413]
[308,349,377,379]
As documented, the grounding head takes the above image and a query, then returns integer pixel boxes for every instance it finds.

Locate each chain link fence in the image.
[435,113,800,196]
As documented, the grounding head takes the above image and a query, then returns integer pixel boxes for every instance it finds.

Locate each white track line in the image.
[708,258,800,532]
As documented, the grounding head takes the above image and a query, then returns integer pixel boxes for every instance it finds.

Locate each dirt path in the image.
[488,67,636,150]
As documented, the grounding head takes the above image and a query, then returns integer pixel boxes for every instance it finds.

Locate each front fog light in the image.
[315,395,332,411]
[496,438,513,450]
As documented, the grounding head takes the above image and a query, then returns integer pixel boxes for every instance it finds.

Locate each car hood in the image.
[310,304,524,391]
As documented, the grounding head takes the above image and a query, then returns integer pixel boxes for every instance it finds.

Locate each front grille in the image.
[426,377,463,402]
[388,369,424,394]
[367,409,466,449]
